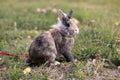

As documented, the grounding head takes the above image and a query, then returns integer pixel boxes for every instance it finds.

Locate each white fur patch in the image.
[54,61,60,65]
[51,17,64,29]
[51,61,60,66]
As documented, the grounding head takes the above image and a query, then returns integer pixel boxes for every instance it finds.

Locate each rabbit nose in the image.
[75,28,79,34]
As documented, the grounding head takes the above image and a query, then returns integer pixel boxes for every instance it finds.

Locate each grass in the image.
[0,0,120,80]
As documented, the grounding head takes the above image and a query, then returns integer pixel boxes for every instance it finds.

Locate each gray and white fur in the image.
[26,9,79,66]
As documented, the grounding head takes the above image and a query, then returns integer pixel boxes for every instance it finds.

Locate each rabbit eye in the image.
[62,18,70,27]
[66,21,70,27]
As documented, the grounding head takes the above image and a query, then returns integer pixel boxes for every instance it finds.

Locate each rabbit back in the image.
[28,31,57,65]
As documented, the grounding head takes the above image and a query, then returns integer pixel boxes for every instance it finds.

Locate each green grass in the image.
[0,0,120,80]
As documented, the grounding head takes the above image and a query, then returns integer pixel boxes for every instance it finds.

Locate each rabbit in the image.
[26,9,79,66]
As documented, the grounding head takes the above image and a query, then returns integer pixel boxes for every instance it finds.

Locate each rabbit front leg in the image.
[62,37,75,62]
[62,51,74,62]
[46,53,60,66]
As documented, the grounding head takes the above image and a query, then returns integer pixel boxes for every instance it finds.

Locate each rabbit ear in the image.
[67,10,73,19]
[58,9,65,20]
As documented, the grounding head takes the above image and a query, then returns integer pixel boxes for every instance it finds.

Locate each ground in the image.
[0,0,120,80]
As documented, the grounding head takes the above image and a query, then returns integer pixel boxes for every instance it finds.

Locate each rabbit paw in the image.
[51,61,60,66]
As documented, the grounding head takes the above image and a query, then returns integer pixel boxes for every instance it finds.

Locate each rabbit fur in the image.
[26,9,79,66]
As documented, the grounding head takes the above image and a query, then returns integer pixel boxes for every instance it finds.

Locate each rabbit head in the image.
[56,9,79,37]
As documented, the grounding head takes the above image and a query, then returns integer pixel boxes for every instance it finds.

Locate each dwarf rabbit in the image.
[26,9,79,66]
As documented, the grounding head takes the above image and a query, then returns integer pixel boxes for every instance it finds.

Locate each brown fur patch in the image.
[27,10,79,66]
[28,28,75,66]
